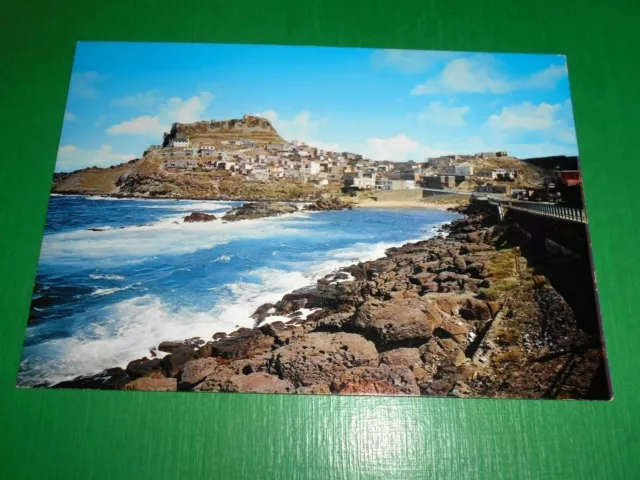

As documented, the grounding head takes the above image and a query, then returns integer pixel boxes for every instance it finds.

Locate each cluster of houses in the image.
[144,136,519,192]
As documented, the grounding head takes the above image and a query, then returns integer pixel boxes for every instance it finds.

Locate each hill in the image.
[522,155,578,171]
[163,115,285,147]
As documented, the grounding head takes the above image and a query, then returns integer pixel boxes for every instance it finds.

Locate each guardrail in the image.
[487,197,587,223]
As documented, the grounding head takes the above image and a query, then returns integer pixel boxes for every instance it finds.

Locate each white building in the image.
[303,161,320,175]
[455,164,474,176]
[171,135,189,148]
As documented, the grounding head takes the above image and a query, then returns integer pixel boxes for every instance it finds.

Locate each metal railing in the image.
[487,196,587,223]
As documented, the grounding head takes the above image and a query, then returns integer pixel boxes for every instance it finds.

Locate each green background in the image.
[1,0,638,478]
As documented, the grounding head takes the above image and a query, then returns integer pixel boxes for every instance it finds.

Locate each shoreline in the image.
[355,200,458,211]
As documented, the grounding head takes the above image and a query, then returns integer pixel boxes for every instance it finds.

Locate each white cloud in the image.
[255,110,279,122]
[111,90,160,108]
[56,144,135,172]
[106,91,214,137]
[361,134,447,161]
[64,111,76,121]
[418,101,470,127]
[106,115,168,136]
[161,91,215,123]
[485,102,561,131]
[371,49,455,73]
[69,71,104,98]
[411,57,568,95]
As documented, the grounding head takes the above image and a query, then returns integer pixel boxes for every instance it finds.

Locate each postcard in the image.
[18,42,610,399]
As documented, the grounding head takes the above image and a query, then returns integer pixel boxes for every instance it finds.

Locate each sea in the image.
[17,195,458,386]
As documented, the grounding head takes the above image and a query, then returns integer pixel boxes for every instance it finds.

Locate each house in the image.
[234,140,244,146]
[476,151,497,159]
[475,184,512,195]
[216,161,236,171]
[221,140,230,146]
[303,161,320,175]
[421,175,444,189]
[388,179,416,190]
[476,170,498,179]
[454,164,474,176]
[164,159,198,170]
[171,134,189,148]
[344,172,376,190]
[496,151,508,157]
[241,140,255,147]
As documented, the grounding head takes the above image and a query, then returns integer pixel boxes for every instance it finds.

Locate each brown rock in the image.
[453,255,467,272]
[124,377,177,392]
[459,298,493,321]
[221,372,294,394]
[179,358,219,389]
[297,384,331,394]
[213,332,227,340]
[126,357,163,379]
[162,346,197,377]
[211,330,275,360]
[157,341,186,353]
[351,298,442,348]
[380,348,423,369]
[183,212,216,223]
[434,321,470,343]
[270,332,378,387]
[331,365,420,396]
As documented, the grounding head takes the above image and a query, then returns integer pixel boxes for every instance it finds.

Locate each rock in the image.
[314,311,355,331]
[351,298,442,348]
[123,377,177,392]
[183,212,216,223]
[162,346,197,377]
[459,298,493,321]
[126,357,163,379]
[270,332,379,387]
[303,197,351,211]
[210,330,274,360]
[158,341,188,353]
[179,358,219,389]
[453,255,467,272]
[297,384,331,394]
[380,348,423,369]
[251,303,275,325]
[221,372,294,394]
[52,367,130,390]
[213,332,227,340]
[331,365,420,395]
[434,322,470,344]
[193,366,236,392]
[224,202,298,222]
[434,295,462,316]
[86,227,108,232]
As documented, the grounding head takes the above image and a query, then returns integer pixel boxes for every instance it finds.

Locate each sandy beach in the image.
[354,199,466,210]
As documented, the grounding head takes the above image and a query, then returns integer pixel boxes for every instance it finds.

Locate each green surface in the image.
[0,0,638,478]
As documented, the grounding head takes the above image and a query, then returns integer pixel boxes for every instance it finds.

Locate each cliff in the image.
[163,115,285,147]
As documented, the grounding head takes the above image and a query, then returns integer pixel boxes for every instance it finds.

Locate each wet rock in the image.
[52,368,131,390]
[224,202,298,222]
[303,197,351,211]
[270,332,378,387]
[251,303,275,325]
[126,357,163,379]
[124,377,177,392]
[162,346,197,377]
[158,341,187,353]
[213,332,227,340]
[183,212,216,223]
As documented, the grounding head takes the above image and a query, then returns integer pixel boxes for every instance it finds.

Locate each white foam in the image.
[89,274,125,281]
[214,255,232,262]
[90,282,140,297]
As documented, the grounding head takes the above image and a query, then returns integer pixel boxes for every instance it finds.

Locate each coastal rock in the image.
[178,358,219,389]
[224,202,298,222]
[303,197,351,211]
[126,357,163,379]
[251,303,275,325]
[351,298,442,348]
[459,298,493,321]
[269,332,379,387]
[52,367,131,390]
[183,212,216,223]
[162,346,197,377]
[221,372,294,394]
[193,366,236,392]
[379,348,423,369]
[210,330,275,360]
[158,341,186,353]
[331,365,420,396]
[124,377,177,392]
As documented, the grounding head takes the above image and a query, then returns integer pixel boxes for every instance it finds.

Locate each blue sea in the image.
[18,195,458,386]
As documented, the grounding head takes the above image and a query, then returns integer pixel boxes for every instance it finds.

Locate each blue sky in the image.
[57,42,578,172]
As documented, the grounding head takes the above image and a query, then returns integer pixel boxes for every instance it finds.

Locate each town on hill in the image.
[52,114,556,201]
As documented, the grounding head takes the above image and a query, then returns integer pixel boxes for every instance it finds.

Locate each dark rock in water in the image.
[52,367,131,390]
[212,332,227,340]
[162,346,197,377]
[126,357,163,379]
[303,197,352,211]
[224,202,298,222]
[178,358,219,389]
[87,227,108,232]
[158,341,186,353]
[251,303,275,325]
[184,212,216,223]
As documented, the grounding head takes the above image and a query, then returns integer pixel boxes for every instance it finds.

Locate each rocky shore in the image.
[53,204,606,399]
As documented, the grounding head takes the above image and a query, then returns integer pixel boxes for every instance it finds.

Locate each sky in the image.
[56,42,578,172]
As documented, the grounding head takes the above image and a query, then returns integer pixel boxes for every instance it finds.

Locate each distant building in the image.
[476,151,497,159]
[454,164,474,176]
[344,172,376,190]
[164,159,198,170]
[496,151,508,157]
[303,161,320,175]
[476,170,498,180]
[171,134,189,148]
